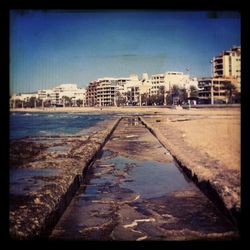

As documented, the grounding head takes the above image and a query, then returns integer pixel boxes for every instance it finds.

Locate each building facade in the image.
[10,92,38,108]
[11,83,85,108]
[198,46,241,104]
[212,46,241,91]
[198,77,231,104]
[85,81,99,107]
[96,81,118,106]
[150,73,165,95]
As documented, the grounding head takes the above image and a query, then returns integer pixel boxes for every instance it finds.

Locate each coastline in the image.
[10,105,240,114]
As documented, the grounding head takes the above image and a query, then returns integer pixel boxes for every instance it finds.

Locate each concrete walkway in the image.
[50,117,238,240]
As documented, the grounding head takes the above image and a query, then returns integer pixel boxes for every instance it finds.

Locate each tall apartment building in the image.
[212,46,241,91]
[85,75,141,107]
[198,46,241,104]
[85,81,99,107]
[96,81,118,106]
[150,73,165,95]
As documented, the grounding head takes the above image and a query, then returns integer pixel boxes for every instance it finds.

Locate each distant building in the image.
[50,84,85,106]
[11,92,38,102]
[38,89,54,100]
[84,71,199,107]
[198,77,231,104]
[198,46,241,104]
[165,71,196,90]
[96,81,118,106]
[212,46,241,91]
[9,92,38,108]
[85,75,142,107]
[11,83,85,108]
[150,73,165,95]
[85,81,99,107]
[150,71,197,95]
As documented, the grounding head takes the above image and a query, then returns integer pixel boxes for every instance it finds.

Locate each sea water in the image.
[10,112,116,140]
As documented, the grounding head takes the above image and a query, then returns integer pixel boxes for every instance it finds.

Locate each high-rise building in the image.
[96,81,118,107]
[212,46,241,91]
[85,81,99,107]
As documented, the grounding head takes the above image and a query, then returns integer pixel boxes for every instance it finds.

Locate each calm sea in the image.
[10,112,116,140]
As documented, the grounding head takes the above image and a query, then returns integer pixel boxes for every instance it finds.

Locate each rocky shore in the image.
[10,117,121,239]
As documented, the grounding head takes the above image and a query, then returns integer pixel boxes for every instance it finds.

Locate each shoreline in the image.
[10,105,240,114]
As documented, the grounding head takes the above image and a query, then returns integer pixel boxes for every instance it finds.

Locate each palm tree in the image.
[116,92,126,107]
[76,99,83,107]
[147,95,158,106]
[28,97,37,108]
[141,93,148,106]
[169,85,180,105]
[44,99,51,107]
[125,91,132,105]
[62,96,71,107]
[223,82,236,104]
[36,98,43,107]
[190,85,198,98]
[14,99,23,108]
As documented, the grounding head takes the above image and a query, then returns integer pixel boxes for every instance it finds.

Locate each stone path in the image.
[50,117,238,240]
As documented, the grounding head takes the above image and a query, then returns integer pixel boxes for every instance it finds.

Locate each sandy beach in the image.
[139,107,240,221]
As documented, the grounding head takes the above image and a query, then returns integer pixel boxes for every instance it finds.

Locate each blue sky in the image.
[10,10,240,94]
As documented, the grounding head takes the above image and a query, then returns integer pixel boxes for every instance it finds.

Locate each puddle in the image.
[103,156,192,200]
[127,117,140,126]
[100,149,116,159]
[10,168,62,195]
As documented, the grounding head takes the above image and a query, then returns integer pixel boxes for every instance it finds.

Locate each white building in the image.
[38,89,54,100]
[95,76,138,106]
[11,92,38,101]
[10,92,38,108]
[12,83,86,108]
[150,73,165,95]
[50,84,85,105]
[164,71,190,90]
[96,81,118,106]
[122,74,151,105]
[149,71,196,95]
